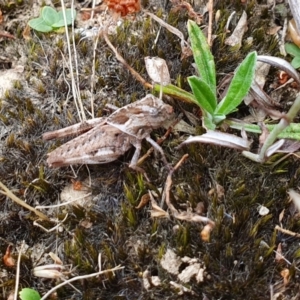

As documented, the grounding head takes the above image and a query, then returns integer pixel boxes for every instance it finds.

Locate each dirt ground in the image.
[1,0,300,299]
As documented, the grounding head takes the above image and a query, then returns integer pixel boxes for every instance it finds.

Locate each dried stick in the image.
[103,32,153,89]
[137,117,181,165]
[0,181,49,221]
[60,0,85,121]
[164,154,215,226]
[40,262,124,300]
[275,225,300,238]
[164,154,188,213]
[14,241,25,300]
[207,0,213,47]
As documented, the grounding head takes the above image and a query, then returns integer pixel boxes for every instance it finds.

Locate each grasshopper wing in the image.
[46,124,133,167]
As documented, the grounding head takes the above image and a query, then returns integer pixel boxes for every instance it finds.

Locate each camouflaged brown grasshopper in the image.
[43,94,175,173]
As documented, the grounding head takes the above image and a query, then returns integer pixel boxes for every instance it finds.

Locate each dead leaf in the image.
[265,139,285,158]
[3,245,15,267]
[173,119,196,135]
[275,243,284,263]
[267,25,281,35]
[288,19,300,48]
[160,249,181,275]
[144,57,170,86]
[288,189,300,212]
[279,209,285,224]
[257,55,300,86]
[136,193,150,209]
[274,140,300,153]
[49,252,63,265]
[180,130,251,151]
[79,219,93,229]
[22,24,31,40]
[200,224,213,242]
[178,263,202,283]
[225,11,248,48]
[142,270,161,290]
[149,191,169,218]
[280,268,290,286]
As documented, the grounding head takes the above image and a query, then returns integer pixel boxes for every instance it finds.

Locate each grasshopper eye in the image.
[148,108,158,115]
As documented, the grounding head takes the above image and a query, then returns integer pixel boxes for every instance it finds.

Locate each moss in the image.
[1,1,300,299]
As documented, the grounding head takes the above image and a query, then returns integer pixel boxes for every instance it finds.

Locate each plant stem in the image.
[226,120,300,140]
[0,181,49,221]
[153,83,197,104]
[242,93,300,162]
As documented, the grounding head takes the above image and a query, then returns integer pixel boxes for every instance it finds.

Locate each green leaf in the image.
[188,76,217,114]
[53,9,77,27]
[215,51,257,115]
[291,57,300,69]
[187,20,216,95]
[285,43,300,57]
[19,288,41,300]
[41,6,59,26]
[203,115,216,130]
[28,17,53,32]
[213,114,226,124]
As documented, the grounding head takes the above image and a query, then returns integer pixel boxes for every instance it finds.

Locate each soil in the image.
[0,0,300,299]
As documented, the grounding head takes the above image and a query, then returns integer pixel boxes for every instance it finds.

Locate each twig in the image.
[0,31,16,39]
[275,225,300,238]
[137,116,181,165]
[145,12,188,53]
[164,154,188,212]
[0,181,49,221]
[33,214,68,233]
[14,241,25,300]
[91,29,101,118]
[164,154,215,226]
[60,0,86,121]
[207,0,213,47]
[103,32,153,89]
[40,264,124,300]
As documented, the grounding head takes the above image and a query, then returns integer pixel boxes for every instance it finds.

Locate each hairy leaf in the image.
[42,6,59,26]
[188,76,217,114]
[28,17,53,32]
[187,20,216,94]
[215,51,257,115]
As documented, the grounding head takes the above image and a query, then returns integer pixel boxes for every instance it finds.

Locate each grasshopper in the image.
[43,94,175,173]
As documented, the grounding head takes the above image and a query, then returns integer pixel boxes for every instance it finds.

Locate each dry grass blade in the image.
[14,241,25,300]
[145,12,189,57]
[275,225,300,238]
[0,181,49,221]
[40,262,124,300]
[162,154,215,240]
[103,32,152,89]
